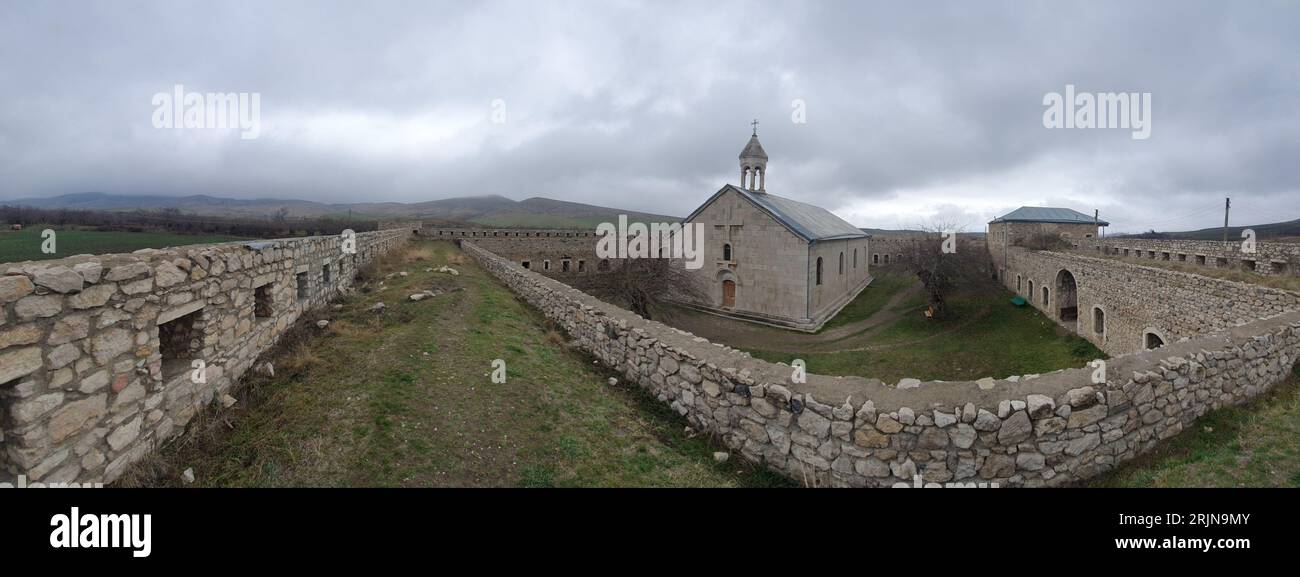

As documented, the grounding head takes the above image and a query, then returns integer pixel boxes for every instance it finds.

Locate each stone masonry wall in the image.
[0,229,409,484]
[464,240,1300,487]
[1000,247,1300,356]
[1087,238,1300,276]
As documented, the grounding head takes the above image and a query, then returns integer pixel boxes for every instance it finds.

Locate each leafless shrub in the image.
[905,220,981,319]
[576,258,707,320]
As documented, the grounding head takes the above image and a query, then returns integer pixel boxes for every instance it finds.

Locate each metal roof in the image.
[989,206,1109,226]
[685,184,868,242]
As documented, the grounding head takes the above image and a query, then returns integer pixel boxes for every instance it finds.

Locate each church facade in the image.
[679,130,872,331]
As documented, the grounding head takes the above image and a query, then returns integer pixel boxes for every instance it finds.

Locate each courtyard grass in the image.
[1091,364,1300,488]
[0,225,248,263]
[746,288,1107,383]
[816,272,917,333]
[123,239,790,488]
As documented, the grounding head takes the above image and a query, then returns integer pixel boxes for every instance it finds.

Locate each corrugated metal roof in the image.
[990,206,1109,226]
[686,185,868,242]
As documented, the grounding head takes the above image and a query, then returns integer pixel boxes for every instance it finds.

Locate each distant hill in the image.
[1118,217,1300,241]
[859,228,924,236]
[3,192,678,230]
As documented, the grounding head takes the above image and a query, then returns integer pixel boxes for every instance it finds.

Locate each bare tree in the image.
[905,220,979,319]
[574,258,707,321]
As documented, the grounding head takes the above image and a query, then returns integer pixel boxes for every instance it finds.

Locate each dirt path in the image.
[663,280,1009,356]
[666,282,926,353]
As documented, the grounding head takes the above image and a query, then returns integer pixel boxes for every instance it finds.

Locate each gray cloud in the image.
[1,0,1297,233]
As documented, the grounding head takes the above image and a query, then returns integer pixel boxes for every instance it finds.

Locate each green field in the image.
[0,226,248,263]
[747,287,1107,383]
[122,240,790,487]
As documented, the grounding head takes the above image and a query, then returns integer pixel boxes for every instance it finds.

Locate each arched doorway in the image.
[1145,331,1165,350]
[1055,269,1078,328]
[722,279,736,308]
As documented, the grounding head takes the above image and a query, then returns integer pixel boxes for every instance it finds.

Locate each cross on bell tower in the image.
[738,121,768,192]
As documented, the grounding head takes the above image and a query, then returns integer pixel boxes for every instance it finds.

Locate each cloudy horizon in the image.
[2,0,1297,234]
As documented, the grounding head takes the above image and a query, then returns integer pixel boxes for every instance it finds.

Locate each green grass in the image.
[817,273,915,332]
[129,240,789,487]
[0,226,247,263]
[747,288,1107,383]
[1092,365,1300,487]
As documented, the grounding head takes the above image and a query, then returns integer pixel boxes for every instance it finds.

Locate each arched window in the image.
[544,260,551,271]
[1093,307,1105,335]
[839,252,844,274]
[1041,286,1049,306]
[815,257,823,285]
[723,243,732,261]
[1017,275,1022,291]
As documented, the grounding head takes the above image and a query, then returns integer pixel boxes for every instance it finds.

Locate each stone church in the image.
[680,129,871,331]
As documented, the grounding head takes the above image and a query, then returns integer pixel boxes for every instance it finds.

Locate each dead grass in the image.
[1089,252,1300,292]
[118,239,786,488]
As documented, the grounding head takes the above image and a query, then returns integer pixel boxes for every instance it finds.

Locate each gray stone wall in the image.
[999,247,1300,356]
[0,229,409,484]
[465,239,1300,488]
[1087,238,1300,276]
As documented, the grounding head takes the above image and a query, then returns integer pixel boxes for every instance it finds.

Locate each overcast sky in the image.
[1,0,1297,233]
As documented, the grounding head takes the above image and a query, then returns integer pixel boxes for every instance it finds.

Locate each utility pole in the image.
[1222,197,1230,245]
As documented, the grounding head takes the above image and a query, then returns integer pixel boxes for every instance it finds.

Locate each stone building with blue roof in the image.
[679,130,872,331]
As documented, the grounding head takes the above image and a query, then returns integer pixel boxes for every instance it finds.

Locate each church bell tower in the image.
[739,120,768,192]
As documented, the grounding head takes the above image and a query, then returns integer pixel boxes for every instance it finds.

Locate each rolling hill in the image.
[3,192,679,229]
[1119,218,1300,241]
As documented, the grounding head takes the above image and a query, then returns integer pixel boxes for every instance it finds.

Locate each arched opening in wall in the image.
[561,259,571,272]
[1093,306,1105,337]
[815,257,823,285]
[1041,286,1049,307]
[873,254,880,264]
[1241,259,1256,273]
[884,254,890,264]
[1017,275,1022,292]
[543,260,551,271]
[1145,331,1165,350]
[1028,280,1034,300]
[722,279,736,308]
[1055,269,1078,326]
[577,260,585,273]
[723,243,732,261]
[521,261,530,270]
